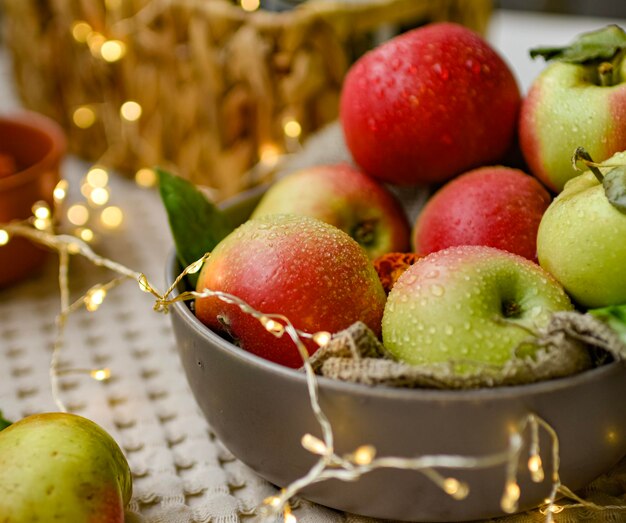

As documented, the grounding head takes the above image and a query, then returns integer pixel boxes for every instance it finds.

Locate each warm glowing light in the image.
[90,187,110,206]
[240,0,260,11]
[607,429,618,443]
[443,477,469,500]
[187,259,204,274]
[87,32,106,56]
[72,21,92,43]
[284,513,297,523]
[85,286,107,311]
[261,316,284,335]
[77,228,94,242]
[34,218,49,231]
[90,368,111,381]
[312,331,331,346]
[264,496,282,508]
[32,201,51,219]
[73,106,96,129]
[301,434,327,455]
[100,40,126,62]
[67,204,90,226]
[86,167,109,188]
[540,503,564,515]
[528,454,544,482]
[120,101,142,121]
[501,481,521,513]
[353,445,376,465]
[283,119,302,138]
[259,143,282,166]
[0,230,9,246]
[135,168,157,187]
[100,206,123,229]
[54,180,69,202]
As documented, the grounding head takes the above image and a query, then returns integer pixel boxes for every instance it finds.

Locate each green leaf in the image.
[0,411,12,431]
[589,304,626,345]
[530,25,626,64]
[157,168,234,286]
[603,166,626,214]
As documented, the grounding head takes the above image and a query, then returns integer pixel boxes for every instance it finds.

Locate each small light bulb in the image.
[259,143,281,166]
[34,218,50,231]
[312,331,331,347]
[54,180,69,202]
[72,21,92,43]
[77,228,95,242]
[87,32,106,56]
[100,206,123,229]
[90,187,110,206]
[0,230,10,246]
[353,445,376,465]
[443,478,469,500]
[73,106,96,129]
[500,481,521,513]
[90,368,111,381]
[528,454,544,482]
[186,259,204,274]
[67,204,90,226]
[283,119,302,138]
[284,513,297,523]
[135,168,157,187]
[264,496,281,508]
[100,40,126,62]
[120,101,142,121]
[138,274,152,293]
[240,0,260,11]
[32,201,51,219]
[86,167,109,188]
[261,316,284,335]
[301,434,327,455]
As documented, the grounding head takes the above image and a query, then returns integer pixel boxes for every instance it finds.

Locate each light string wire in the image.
[3,215,626,522]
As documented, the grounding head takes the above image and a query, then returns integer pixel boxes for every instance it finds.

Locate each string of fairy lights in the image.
[2,1,625,521]
[2,205,626,522]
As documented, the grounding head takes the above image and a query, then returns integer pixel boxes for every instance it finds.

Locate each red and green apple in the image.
[195,214,387,368]
[251,163,410,259]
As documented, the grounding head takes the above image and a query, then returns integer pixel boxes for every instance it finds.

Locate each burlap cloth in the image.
[1,48,625,523]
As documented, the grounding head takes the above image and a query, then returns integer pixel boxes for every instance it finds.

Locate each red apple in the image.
[195,214,387,368]
[340,22,521,185]
[413,166,551,261]
[251,163,411,259]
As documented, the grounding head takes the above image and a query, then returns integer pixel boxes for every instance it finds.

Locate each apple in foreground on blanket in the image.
[251,163,410,259]
[537,150,626,308]
[519,25,626,192]
[0,412,132,523]
[340,22,520,185]
[195,214,387,368]
[413,166,551,261]
[382,246,573,368]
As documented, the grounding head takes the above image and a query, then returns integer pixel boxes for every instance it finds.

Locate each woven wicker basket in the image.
[2,0,492,199]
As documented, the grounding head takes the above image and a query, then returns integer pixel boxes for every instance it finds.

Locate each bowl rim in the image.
[0,111,66,192]
[166,250,625,402]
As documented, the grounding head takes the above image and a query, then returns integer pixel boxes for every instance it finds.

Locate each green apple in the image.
[519,25,626,192]
[537,150,626,308]
[250,163,410,259]
[382,245,573,367]
[0,412,132,522]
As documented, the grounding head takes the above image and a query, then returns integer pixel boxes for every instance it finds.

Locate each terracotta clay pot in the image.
[0,112,66,287]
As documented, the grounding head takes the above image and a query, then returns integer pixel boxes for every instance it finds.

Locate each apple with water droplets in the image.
[382,246,573,368]
[340,22,521,185]
[0,412,132,522]
[537,150,626,308]
[519,25,626,192]
[195,214,387,368]
[251,163,410,259]
[413,166,551,261]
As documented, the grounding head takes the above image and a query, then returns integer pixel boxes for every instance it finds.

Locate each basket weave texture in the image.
[2,0,492,199]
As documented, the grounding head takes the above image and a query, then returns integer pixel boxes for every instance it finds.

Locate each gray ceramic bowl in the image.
[167,189,626,522]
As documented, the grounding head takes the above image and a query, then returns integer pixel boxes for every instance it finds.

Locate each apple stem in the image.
[572,147,604,183]
[598,62,615,87]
